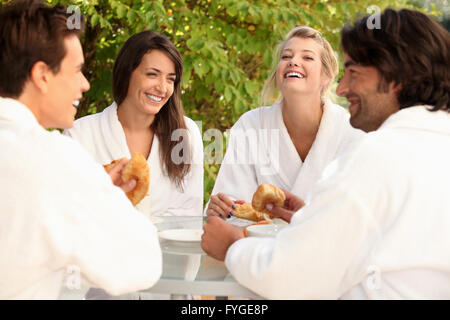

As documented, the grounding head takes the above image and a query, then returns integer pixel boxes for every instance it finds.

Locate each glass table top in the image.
[145,216,263,298]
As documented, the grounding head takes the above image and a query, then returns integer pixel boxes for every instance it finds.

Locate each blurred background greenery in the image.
[1,0,446,205]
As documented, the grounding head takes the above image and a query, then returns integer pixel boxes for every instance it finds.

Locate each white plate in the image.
[158,229,204,242]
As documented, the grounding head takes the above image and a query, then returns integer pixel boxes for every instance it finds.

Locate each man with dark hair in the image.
[0,0,162,299]
[338,8,449,132]
[201,8,450,299]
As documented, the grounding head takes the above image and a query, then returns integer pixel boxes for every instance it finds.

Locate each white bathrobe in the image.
[0,98,162,299]
[225,106,450,299]
[64,102,204,219]
[209,99,365,208]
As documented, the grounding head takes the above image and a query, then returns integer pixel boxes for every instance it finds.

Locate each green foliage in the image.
[35,0,424,124]
[1,0,435,205]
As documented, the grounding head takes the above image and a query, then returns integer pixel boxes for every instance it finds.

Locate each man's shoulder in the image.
[2,126,100,192]
[33,129,99,174]
[64,109,108,143]
[348,131,393,159]
[331,128,413,186]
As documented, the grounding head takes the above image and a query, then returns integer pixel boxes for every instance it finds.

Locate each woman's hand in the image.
[206,193,244,219]
[265,189,305,223]
[104,158,137,194]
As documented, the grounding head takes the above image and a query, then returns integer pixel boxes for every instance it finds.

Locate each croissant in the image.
[103,152,150,206]
[252,184,286,214]
[233,202,271,222]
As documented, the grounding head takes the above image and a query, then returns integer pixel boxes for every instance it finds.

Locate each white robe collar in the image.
[259,99,353,198]
[256,101,302,187]
[290,99,353,198]
[99,102,161,164]
[380,105,450,135]
[0,97,41,128]
[100,102,130,159]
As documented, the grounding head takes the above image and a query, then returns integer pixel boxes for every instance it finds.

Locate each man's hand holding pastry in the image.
[202,185,306,261]
[104,158,137,194]
[265,189,305,223]
[103,152,150,206]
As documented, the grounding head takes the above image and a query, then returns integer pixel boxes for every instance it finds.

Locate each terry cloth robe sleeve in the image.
[64,103,204,217]
[0,98,162,299]
[41,137,163,297]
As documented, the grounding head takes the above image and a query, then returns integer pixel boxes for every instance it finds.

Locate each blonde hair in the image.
[261,26,339,105]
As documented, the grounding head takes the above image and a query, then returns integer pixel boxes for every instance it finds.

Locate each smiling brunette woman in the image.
[65,30,203,218]
[206,26,365,219]
[64,30,203,299]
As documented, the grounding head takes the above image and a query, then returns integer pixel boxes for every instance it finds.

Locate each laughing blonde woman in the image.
[206,26,365,220]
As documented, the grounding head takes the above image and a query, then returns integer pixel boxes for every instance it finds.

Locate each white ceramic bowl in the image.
[246,224,281,238]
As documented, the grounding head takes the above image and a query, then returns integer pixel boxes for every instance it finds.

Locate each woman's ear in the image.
[29,61,51,94]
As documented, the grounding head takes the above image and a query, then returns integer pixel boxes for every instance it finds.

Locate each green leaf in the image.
[227,5,238,17]
[99,17,111,30]
[153,1,166,16]
[194,41,205,51]
[187,38,205,51]
[200,62,211,76]
[244,81,258,95]
[234,98,245,114]
[117,5,127,19]
[215,80,225,92]
[263,48,274,67]
[224,86,232,102]
[127,11,137,24]
[226,33,237,46]
[211,63,221,78]
[231,85,242,96]
[229,70,239,85]
[91,14,99,27]
[221,69,230,82]
[182,68,192,88]
[195,84,210,101]
[205,72,215,85]
[193,62,205,78]
[142,2,153,12]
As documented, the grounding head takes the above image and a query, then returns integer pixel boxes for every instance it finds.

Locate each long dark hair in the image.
[341,9,450,112]
[113,30,191,189]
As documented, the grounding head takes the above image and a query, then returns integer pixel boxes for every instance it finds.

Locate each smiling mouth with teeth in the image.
[73,101,80,108]
[146,94,163,102]
[285,72,305,79]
